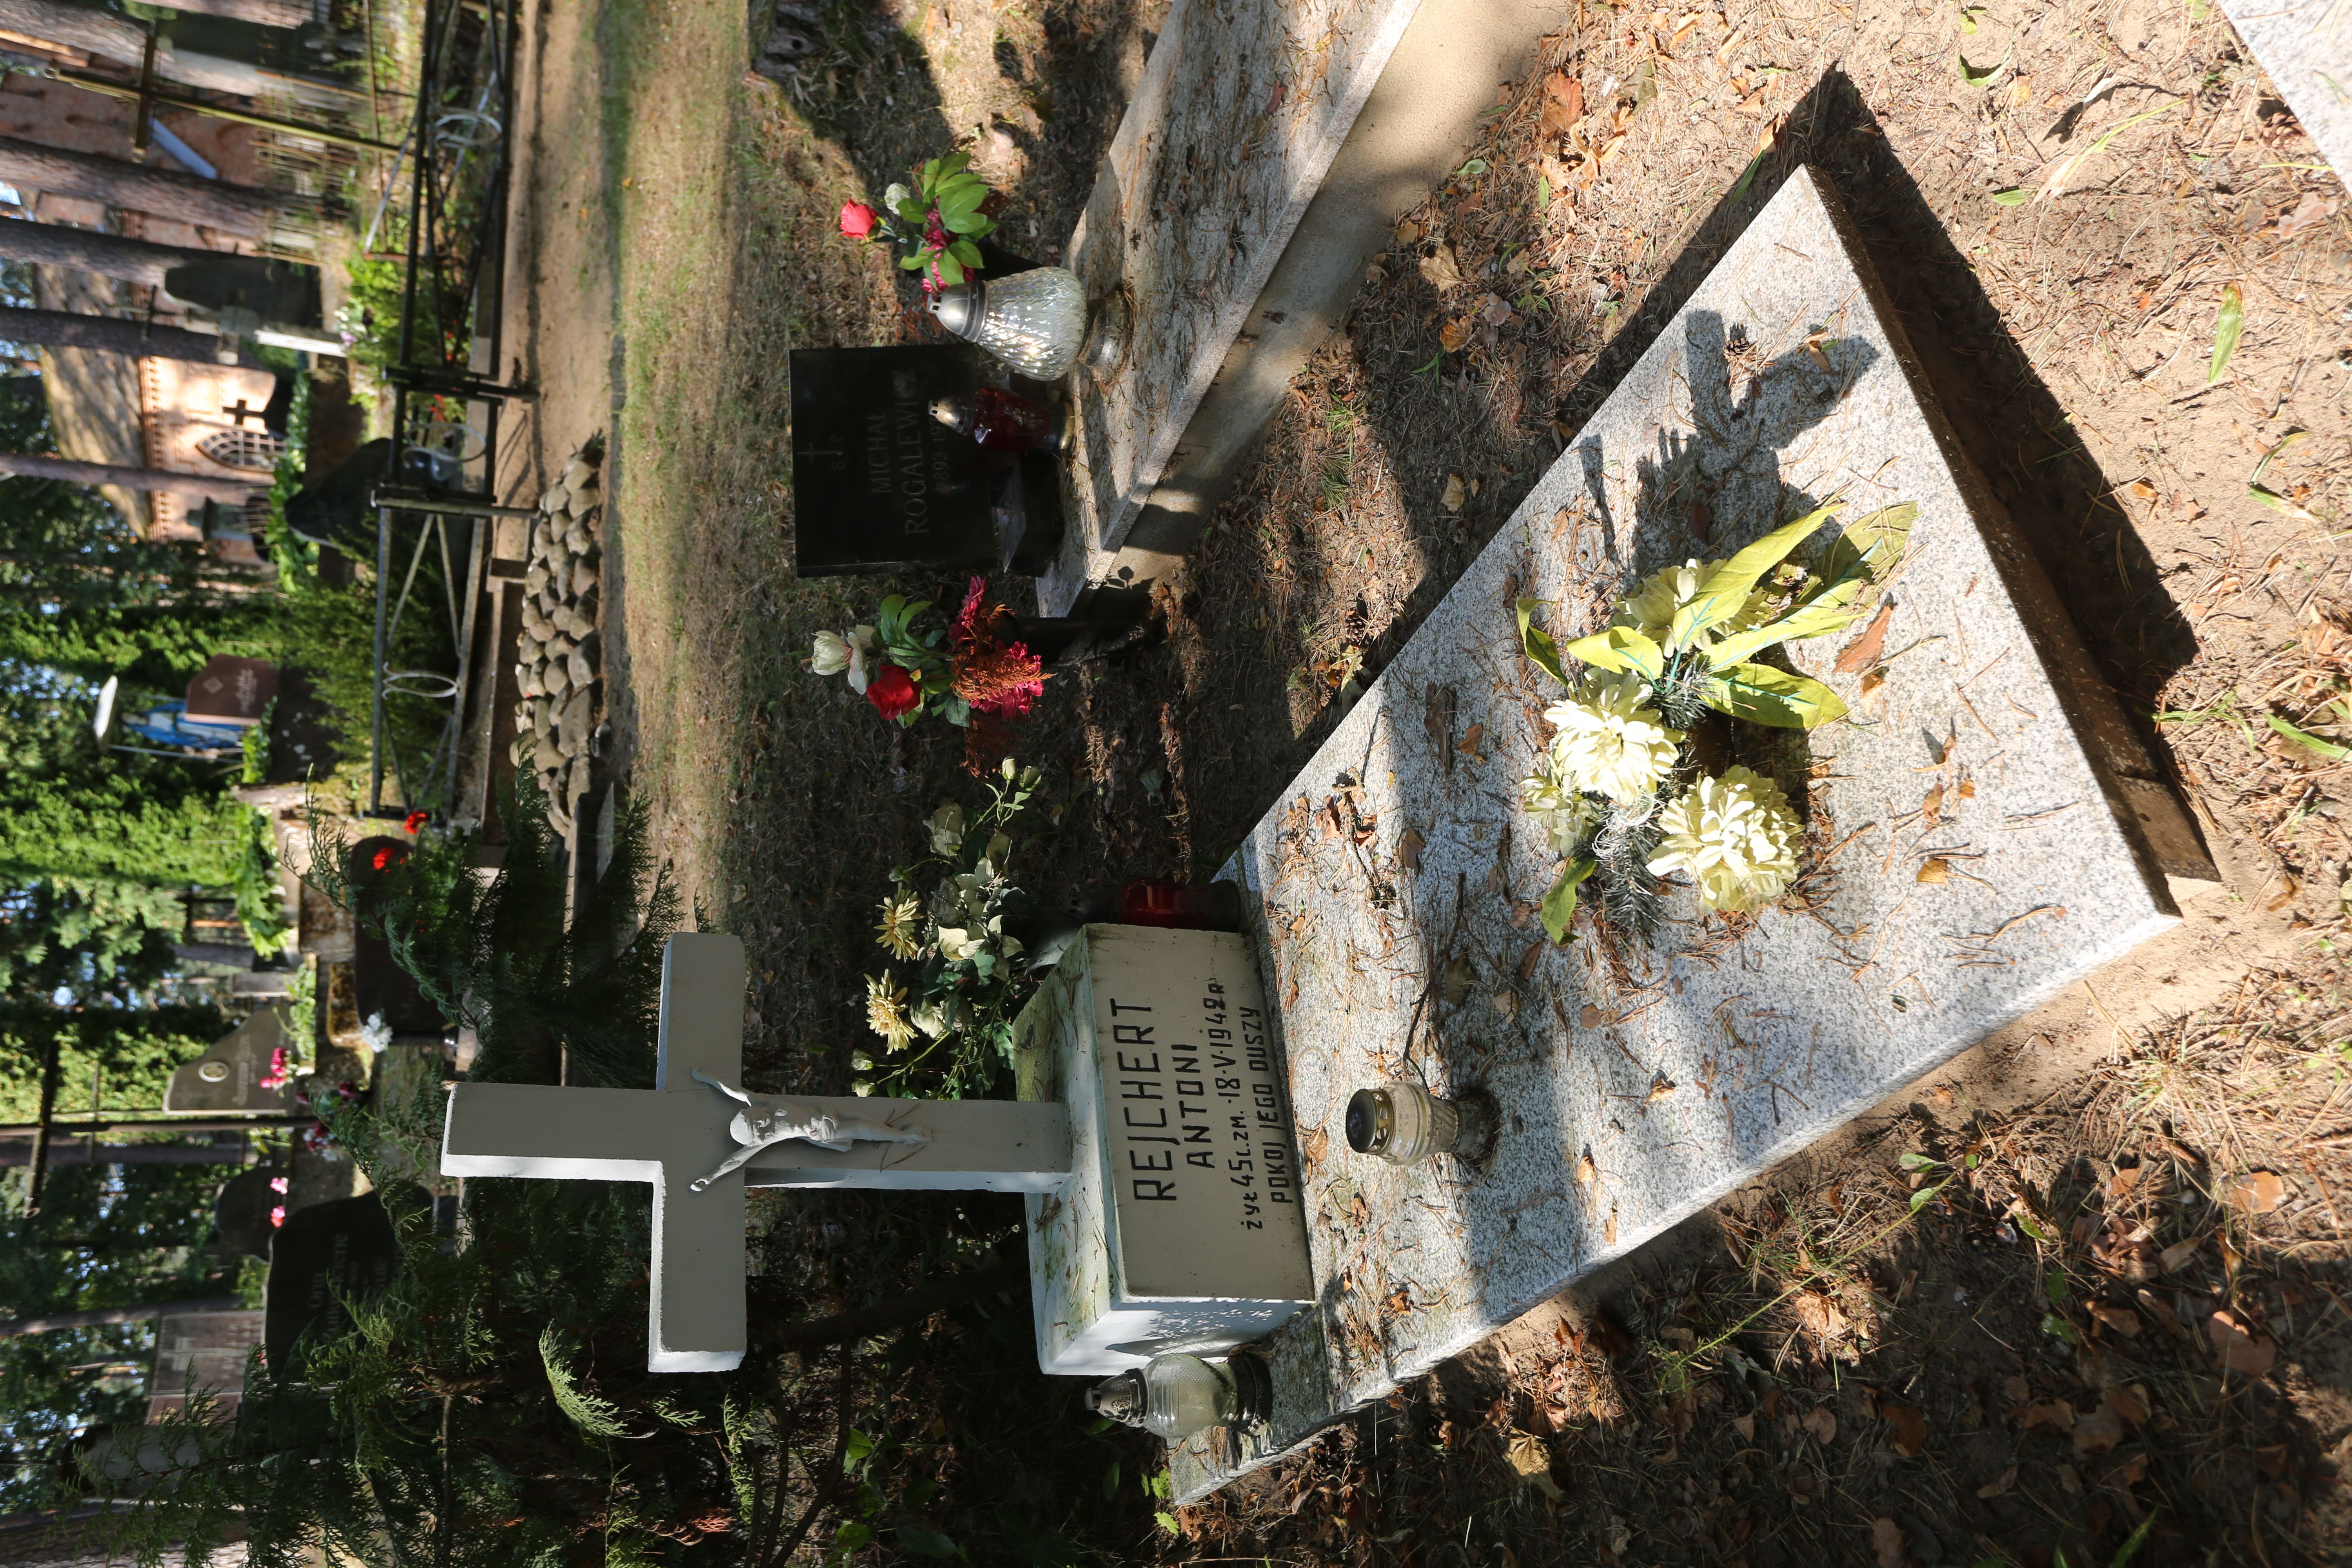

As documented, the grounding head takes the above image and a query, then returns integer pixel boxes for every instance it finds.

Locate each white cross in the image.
[440,933,1071,1372]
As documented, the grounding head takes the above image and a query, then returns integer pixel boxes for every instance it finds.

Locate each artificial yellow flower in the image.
[1647,766,1801,913]
[874,892,924,959]
[1546,672,1684,805]
[863,973,914,1049]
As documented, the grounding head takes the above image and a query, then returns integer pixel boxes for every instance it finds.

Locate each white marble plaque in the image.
[1018,925,1312,1375]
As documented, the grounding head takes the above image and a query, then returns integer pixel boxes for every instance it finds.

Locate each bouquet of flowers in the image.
[857,760,1046,1099]
[837,151,1000,294]
[1517,498,1914,943]
[810,577,1048,733]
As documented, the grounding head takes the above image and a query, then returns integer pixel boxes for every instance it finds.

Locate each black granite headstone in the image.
[212,1167,281,1261]
[789,346,997,577]
[263,1192,401,1369]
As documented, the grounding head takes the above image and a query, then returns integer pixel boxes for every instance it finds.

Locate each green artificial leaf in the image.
[1702,599,1861,669]
[1989,187,2030,205]
[936,251,965,287]
[1958,49,2007,87]
[2209,282,2243,383]
[949,238,984,268]
[938,182,990,218]
[1706,663,1848,729]
[1563,625,1665,681]
[1909,1181,1946,1212]
[943,209,986,234]
[1818,501,1917,591]
[935,150,973,181]
[895,198,926,221]
[900,252,927,270]
[1670,501,1842,650]
[2267,713,2350,759]
[1540,858,1597,944]
[1897,1152,1941,1172]
[1515,597,1570,685]
[895,1526,961,1559]
[2108,1510,2160,1568]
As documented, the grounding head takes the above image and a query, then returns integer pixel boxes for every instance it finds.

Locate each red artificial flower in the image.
[951,575,988,647]
[371,846,399,871]
[403,809,429,834]
[268,1205,286,1227]
[866,663,921,720]
[954,640,1047,717]
[838,200,880,239]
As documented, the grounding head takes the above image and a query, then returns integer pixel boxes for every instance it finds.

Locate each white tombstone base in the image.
[1016,926,1313,1376]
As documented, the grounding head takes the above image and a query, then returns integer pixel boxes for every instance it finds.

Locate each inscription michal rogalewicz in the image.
[1104,984,1295,1229]
[786,345,997,577]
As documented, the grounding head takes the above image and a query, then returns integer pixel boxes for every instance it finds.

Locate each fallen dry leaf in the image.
[1503,1432,1562,1497]
[2205,1310,2278,1376]
[1915,858,1950,884]
[2159,1234,2205,1274]
[1540,70,1584,136]
[1492,988,1518,1022]
[1456,721,1486,756]
[2137,1288,2189,1341]
[1419,245,1464,292]
[2108,1161,2147,1198]
[2227,1169,2288,1214]
[1575,1151,1597,1189]
[1397,828,1424,872]
[2105,1385,2147,1427]
[1441,473,1467,511]
[1835,602,1895,674]
[1884,1405,1927,1458]
[2087,1302,2143,1339]
[1442,956,1473,1004]
[1870,1517,1911,1568]
[2071,1405,2124,1456]
[1438,316,1474,352]
[1731,1412,1755,1441]
[2023,1400,2076,1434]
[1792,1291,1848,1344]
[2106,1452,2150,1488]
[1604,1204,1617,1245]
[2272,189,2341,239]
[1801,1404,1837,1445]
[1302,1127,1328,1165]
[1976,1465,2017,1499]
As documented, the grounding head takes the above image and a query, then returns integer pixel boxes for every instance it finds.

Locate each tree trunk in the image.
[0,452,257,504]
[0,216,221,290]
[0,136,283,236]
[0,1296,244,1336]
[154,0,312,29]
[0,305,227,365]
[0,0,308,90]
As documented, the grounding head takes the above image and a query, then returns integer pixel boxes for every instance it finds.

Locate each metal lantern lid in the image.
[928,281,984,337]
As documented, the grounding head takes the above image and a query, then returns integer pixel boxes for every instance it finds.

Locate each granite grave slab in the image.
[1164,165,2215,1501]
[2218,0,2352,188]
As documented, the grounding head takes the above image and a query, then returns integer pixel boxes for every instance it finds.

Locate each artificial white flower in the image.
[929,802,966,855]
[935,926,986,963]
[1647,766,1802,913]
[845,624,879,693]
[1546,673,1684,805]
[812,630,852,675]
[1613,559,1772,652]
[1520,754,1602,856]
[864,973,914,1048]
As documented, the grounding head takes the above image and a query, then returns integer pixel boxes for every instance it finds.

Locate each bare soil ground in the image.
[499,0,2352,1559]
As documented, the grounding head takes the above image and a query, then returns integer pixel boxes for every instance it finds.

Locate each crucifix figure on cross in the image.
[440,933,1071,1372]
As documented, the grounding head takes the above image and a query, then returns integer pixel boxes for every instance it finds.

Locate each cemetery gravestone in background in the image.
[788,346,997,576]
[164,1005,296,1114]
[264,1192,402,1369]
[184,655,279,725]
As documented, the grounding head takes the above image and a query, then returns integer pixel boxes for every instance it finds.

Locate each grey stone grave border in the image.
[1166,164,2214,1502]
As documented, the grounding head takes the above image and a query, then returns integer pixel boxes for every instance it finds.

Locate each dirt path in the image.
[499,0,2352,1559]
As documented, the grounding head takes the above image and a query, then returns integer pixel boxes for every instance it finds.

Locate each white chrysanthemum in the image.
[1613,559,1771,651]
[1545,673,1684,804]
[1647,766,1802,913]
[1520,754,1603,855]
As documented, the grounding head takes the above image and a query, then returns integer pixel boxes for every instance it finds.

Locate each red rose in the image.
[838,200,880,239]
[403,809,429,833]
[866,663,920,720]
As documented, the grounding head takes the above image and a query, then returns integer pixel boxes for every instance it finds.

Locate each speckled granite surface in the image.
[1059,0,1423,568]
[1166,166,2198,1503]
